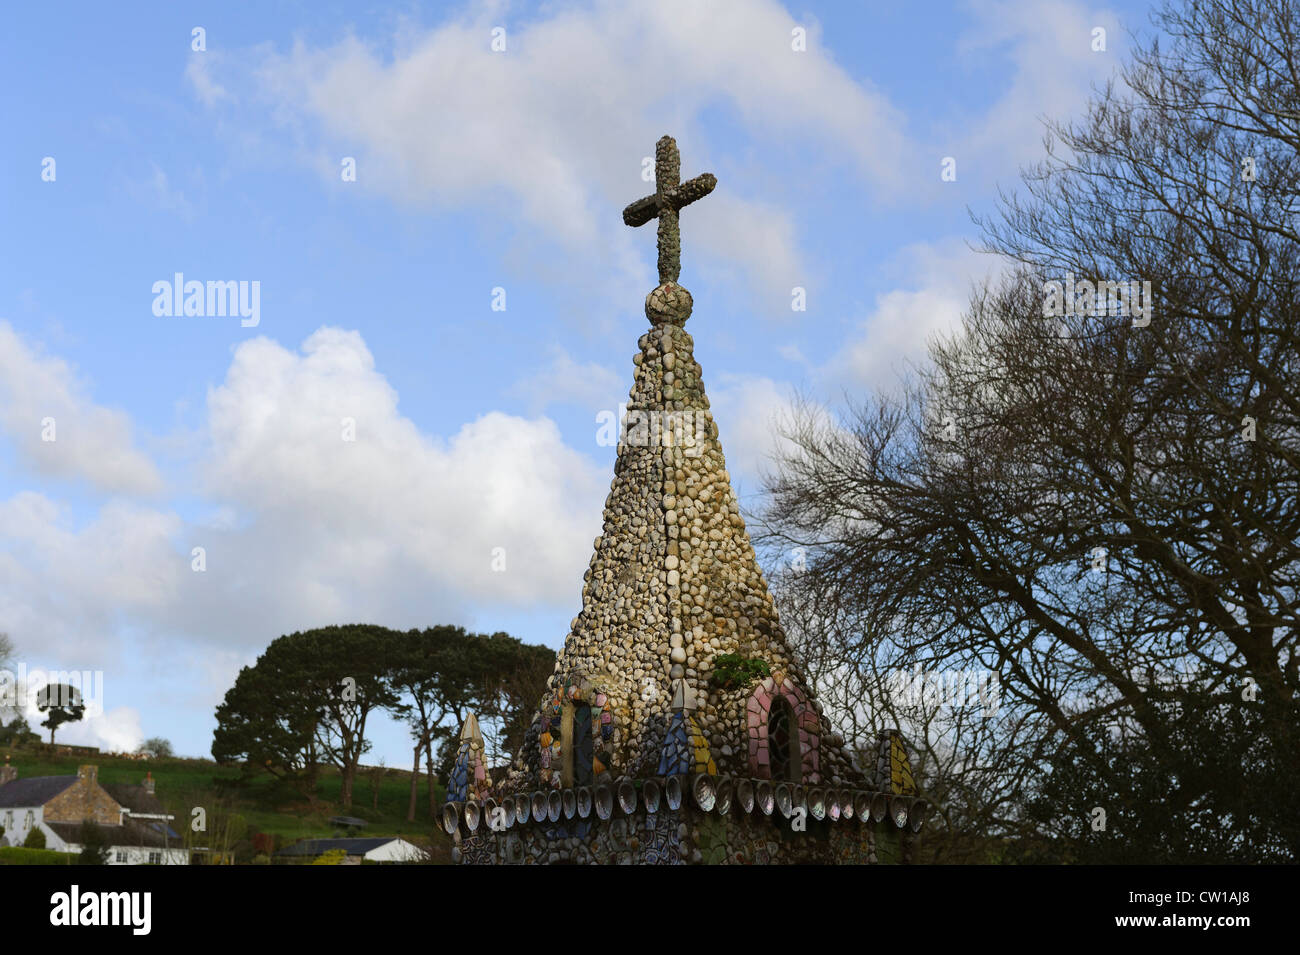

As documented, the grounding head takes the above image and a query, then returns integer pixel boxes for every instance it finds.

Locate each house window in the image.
[148,852,162,865]
[3,811,11,830]
[24,811,34,829]
[115,850,127,863]
[768,698,801,783]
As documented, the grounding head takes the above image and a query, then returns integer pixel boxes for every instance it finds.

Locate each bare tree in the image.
[758,0,1299,861]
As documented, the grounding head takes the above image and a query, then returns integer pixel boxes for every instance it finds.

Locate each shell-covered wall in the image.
[455,805,913,866]
[446,735,929,864]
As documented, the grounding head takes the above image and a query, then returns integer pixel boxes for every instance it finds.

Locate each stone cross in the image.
[622,136,717,285]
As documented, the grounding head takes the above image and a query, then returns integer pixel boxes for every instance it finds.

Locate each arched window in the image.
[747,675,822,783]
[767,698,802,783]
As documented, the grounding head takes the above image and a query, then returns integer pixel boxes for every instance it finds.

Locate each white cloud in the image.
[19,697,145,754]
[0,326,607,672]
[509,345,623,415]
[0,494,183,666]
[185,54,230,107]
[59,707,145,754]
[707,372,799,487]
[829,239,1005,391]
[146,163,193,218]
[0,321,164,495]
[954,0,1127,177]
[197,0,910,309]
[5,666,142,753]
[193,327,607,627]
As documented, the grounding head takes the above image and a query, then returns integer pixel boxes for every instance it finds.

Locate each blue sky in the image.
[0,0,1156,765]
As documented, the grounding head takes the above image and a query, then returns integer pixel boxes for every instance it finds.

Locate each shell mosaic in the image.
[877,729,918,795]
[447,714,491,803]
[537,676,615,789]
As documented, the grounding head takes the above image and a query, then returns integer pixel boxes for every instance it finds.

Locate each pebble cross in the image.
[622,136,717,285]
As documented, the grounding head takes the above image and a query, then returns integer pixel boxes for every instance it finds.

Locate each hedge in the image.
[0,846,74,865]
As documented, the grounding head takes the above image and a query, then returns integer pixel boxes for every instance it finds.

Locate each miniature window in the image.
[560,701,595,787]
[572,705,595,786]
[768,698,801,783]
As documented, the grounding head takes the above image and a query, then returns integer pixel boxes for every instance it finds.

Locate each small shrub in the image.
[76,820,110,865]
[709,653,770,690]
[22,826,46,849]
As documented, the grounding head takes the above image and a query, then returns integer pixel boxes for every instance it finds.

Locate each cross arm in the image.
[621,172,718,227]
[622,195,659,227]
[665,173,717,211]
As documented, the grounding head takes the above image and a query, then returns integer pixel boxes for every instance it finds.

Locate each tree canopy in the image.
[759,0,1299,862]
[35,684,85,746]
[212,623,553,811]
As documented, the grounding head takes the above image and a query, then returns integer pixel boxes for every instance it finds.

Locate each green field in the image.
[2,749,453,863]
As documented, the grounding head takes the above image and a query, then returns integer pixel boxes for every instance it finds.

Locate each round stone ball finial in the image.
[645,282,693,326]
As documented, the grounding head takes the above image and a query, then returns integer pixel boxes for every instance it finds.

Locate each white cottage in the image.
[275,836,426,863]
[0,760,188,865]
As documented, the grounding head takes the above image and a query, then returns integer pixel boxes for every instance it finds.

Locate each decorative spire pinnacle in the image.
[622,135,716,326]
[670,678,698,713]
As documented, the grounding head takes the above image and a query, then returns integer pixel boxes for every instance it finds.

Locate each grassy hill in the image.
[2,748,453,863]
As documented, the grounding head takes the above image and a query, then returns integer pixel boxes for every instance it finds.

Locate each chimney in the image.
[77,764,97,784]
[143,771,155,795]
[0,755,16,787]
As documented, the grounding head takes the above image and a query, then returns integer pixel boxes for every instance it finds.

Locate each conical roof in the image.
[500,136,866,795]
[519,300,863,789]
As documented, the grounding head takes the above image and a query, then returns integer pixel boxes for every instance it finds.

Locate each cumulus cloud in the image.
[0,326,607,669]
[953,0,1128,180]
[829,239,1005,391]
[0,663,142,753]
[0,494,183,665]
[188,327,606,634]
[0,321,164,495]
[192,0,910,310]
[707,372,800,489]
[17,695,145,754]
[68,707,146,753]
[509,345,623,415]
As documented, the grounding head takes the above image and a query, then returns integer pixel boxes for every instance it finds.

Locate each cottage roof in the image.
[46,818,180,849]
[102,783,168,817]
[0,775,78,808]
